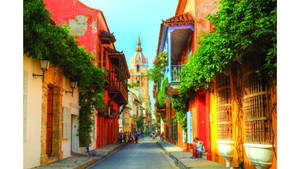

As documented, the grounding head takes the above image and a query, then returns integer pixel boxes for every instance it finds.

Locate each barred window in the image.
[216,74,233,141]
[243,72,272,144]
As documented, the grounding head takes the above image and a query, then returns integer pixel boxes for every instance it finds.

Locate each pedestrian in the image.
[152,132,156,139]
[135,131,139,143]
[190,137,199,159]
[160,131,164,141]
[117,135,121,143]
[196,140,205,157]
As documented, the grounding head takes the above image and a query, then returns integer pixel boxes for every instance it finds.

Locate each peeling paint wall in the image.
[69,15,88,36]
[44,0,105,61]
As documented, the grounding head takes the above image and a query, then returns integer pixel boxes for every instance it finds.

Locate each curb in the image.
[75,143,127,169]
[156,142,188,169]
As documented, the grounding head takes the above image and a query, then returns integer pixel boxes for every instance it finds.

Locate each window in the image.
[243,72,272,144]
[137,65,140,72]
[216,74,233,141]
[137,80,140,85]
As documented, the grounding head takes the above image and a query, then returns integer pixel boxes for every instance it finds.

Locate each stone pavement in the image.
[157,141,228,169]
[33,143,126,169]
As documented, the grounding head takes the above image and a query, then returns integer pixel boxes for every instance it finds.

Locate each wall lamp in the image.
[65,81,77,96]
[32,59,50,81]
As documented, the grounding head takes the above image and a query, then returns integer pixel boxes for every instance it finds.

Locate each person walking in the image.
[160,131,164,141]
[135,131,139,143]
[152,132,156,139]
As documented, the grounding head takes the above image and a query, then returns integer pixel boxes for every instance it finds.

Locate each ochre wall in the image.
[62,75,80,158]
[23,55,43,169]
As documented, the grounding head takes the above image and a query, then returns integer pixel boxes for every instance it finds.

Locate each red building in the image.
[44,0,129,149]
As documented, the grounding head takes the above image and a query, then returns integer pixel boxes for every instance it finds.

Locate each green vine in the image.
[24,0,105,147]
[157,78,169,106]
[172,89,194,133]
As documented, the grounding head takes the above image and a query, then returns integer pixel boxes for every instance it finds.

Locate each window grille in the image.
[243,72,272,144]
[216,74,233,141]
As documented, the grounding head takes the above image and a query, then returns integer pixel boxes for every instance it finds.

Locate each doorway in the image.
[196,91,212,160]
[46,87,54,156]
[71,115,79,153]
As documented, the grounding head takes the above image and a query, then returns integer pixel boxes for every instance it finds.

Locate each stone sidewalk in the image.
[157,141,228,169]
[33,143,127,169]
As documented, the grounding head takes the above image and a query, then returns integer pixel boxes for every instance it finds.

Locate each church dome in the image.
[130,36,148,66]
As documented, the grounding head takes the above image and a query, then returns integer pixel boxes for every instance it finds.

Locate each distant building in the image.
[129,36,151,130]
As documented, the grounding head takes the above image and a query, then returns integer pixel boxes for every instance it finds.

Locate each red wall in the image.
[44,0,119,148]
[44,0,108,64]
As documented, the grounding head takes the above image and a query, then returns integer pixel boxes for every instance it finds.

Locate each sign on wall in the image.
[187,111,193,144]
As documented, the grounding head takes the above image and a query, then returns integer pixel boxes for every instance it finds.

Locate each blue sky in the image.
[80,0,178,117]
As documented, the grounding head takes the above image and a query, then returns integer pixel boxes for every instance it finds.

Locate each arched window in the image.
[137,65,140,72]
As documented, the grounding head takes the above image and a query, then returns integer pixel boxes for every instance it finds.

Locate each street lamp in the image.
[65,81,77,96]
[32,59,50,81]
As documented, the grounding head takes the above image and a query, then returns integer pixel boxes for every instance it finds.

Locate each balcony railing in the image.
[169,65,183,83]
[105,71,128,104]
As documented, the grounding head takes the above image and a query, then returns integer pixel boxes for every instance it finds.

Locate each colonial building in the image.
[129,36,151,130]
[24,0,129,168]
[154,0,277,169]
[23,52,80,169]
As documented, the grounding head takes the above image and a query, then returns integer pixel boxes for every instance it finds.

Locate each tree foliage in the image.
[24,0,105,146]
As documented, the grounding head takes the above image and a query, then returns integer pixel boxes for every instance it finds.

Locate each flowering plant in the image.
[149,51,168,84]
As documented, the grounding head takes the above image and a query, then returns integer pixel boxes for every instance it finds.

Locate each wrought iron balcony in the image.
[165,64,183,83]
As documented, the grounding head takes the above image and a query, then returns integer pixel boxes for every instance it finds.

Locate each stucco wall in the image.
[184,0,195,18]
[23,55,43,169]
[62,77,80,158]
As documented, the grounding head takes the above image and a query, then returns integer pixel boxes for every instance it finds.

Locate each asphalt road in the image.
[87,136,179,169]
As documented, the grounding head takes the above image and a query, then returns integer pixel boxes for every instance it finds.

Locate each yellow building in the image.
[129,36,150,125]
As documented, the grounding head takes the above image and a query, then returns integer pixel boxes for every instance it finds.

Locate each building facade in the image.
[24,0,129,168]
[154,0,277,169]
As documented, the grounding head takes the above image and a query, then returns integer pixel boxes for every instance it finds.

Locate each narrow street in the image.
[87,137,179,169]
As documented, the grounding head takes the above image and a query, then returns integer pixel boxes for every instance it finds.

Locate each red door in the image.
[196,91,212,160]
[46,87,54,156]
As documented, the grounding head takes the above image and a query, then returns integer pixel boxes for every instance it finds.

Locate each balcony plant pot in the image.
[244,143,274,169]
[217,140,234,167]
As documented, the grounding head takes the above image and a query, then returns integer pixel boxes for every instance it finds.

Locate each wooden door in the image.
[197,92,212,160]
[46,87,54,156]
